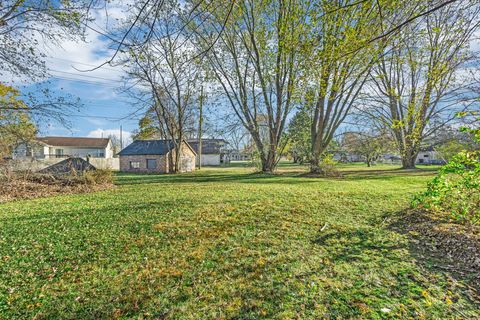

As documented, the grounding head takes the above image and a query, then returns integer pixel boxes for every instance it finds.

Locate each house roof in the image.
[118,139,197,156]
[36,136,110,148]
[118,140,174,156]
[419,146,436,152]
[187,139,227,154]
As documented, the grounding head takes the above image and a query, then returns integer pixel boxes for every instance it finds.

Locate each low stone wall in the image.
[5,157,119,172]
[89,158,119,170]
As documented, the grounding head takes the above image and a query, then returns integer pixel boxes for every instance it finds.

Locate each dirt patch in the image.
[390,210,480,295]
[0,173,114,203]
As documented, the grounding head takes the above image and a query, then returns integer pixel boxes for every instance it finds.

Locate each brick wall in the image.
[119,154,168,173]
[119,141,196,173]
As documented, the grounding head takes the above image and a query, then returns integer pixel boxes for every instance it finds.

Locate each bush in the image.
[413,151,480,224]
[82,169,114,185]
[316,154,340,177]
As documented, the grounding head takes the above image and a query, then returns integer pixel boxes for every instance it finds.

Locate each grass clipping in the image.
[0,169,114,203]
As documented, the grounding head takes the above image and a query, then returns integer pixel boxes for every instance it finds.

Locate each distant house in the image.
[416,147,445,165]
[187,139,228,166]
[227,149,251,161]
[13,136,114,159]
[332,151,363,163]
[118,139,196,173]
[380,154,402,164]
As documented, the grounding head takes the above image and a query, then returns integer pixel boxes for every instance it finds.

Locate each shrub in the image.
[413,151,480,224]
[317,154,340,177]
[82,169,114,185]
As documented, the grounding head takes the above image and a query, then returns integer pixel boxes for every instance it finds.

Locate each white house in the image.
[14,136,115,160]
[187,139,228,166]
[416,147,445,165]
[227,150,251,161]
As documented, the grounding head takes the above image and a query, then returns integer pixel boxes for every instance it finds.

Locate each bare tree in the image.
[197,0,310,172]
[125,2,200,173]
[363,1,480,168]
[305,0,387,173]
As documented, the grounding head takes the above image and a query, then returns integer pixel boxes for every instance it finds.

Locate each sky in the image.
[18,2,139,145]
[8,2,480,148]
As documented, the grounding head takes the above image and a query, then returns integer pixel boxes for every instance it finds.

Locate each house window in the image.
[147,159,157,169]
[424,154,429,157]
[130,161,140,169]
[55,149,64,158]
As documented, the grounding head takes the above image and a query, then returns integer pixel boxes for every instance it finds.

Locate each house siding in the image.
[416,150,445,165]
[197,154,221,166]
[13,144,114,159]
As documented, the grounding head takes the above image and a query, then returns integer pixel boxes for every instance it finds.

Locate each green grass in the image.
[0,163,478,319]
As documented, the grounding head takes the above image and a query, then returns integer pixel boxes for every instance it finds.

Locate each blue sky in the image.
[15,3,139,144]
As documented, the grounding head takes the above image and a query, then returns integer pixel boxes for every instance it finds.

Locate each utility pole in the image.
[197,86,204,170]
[120,125,123,150]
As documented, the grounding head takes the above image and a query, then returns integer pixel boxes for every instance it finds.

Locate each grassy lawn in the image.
[1,163,478,319]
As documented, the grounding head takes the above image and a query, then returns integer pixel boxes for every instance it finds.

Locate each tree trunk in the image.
[310,153,321,173]
[310,140,326,173]
[401,148,418,169]
[197,86,203,170]
[261,150,276,173]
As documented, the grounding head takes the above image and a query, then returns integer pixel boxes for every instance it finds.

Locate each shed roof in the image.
[118,140,175,156]
[36,136,110,148]
[118,139,197,156]
[187,139,227,154]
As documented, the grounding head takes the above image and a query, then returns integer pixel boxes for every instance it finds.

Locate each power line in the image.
[50,69,124,82]
[46,57,125,73]
[62,114,141,121]
[47,75,123,88]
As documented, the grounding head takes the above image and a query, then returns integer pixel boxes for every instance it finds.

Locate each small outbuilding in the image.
[118,139,196,173]
[416,146,446,165]
[187,139,228,166]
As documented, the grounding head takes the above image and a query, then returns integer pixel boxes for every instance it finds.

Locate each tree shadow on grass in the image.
[301,168,438,181]
[388,210,480,298]
[115,171,321,186]
[309,218,480,316]
[114,167,439,186]
[312,224,406,264]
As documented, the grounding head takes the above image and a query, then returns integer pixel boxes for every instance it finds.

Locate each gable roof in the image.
[187,139,227,154]
[36,136,110,148]
[118,140,175,156]
[118,139,197,156]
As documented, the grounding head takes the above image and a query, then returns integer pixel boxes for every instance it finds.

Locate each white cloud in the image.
[88,128,132,145]
[43,4,129,85]
[4,2,133,86]
[86,118,108,126]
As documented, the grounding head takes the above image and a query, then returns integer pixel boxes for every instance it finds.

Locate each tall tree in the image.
[126,1,200,173]
[306,0,387,173]
[363,1,480,168]
[199,0,310,172]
